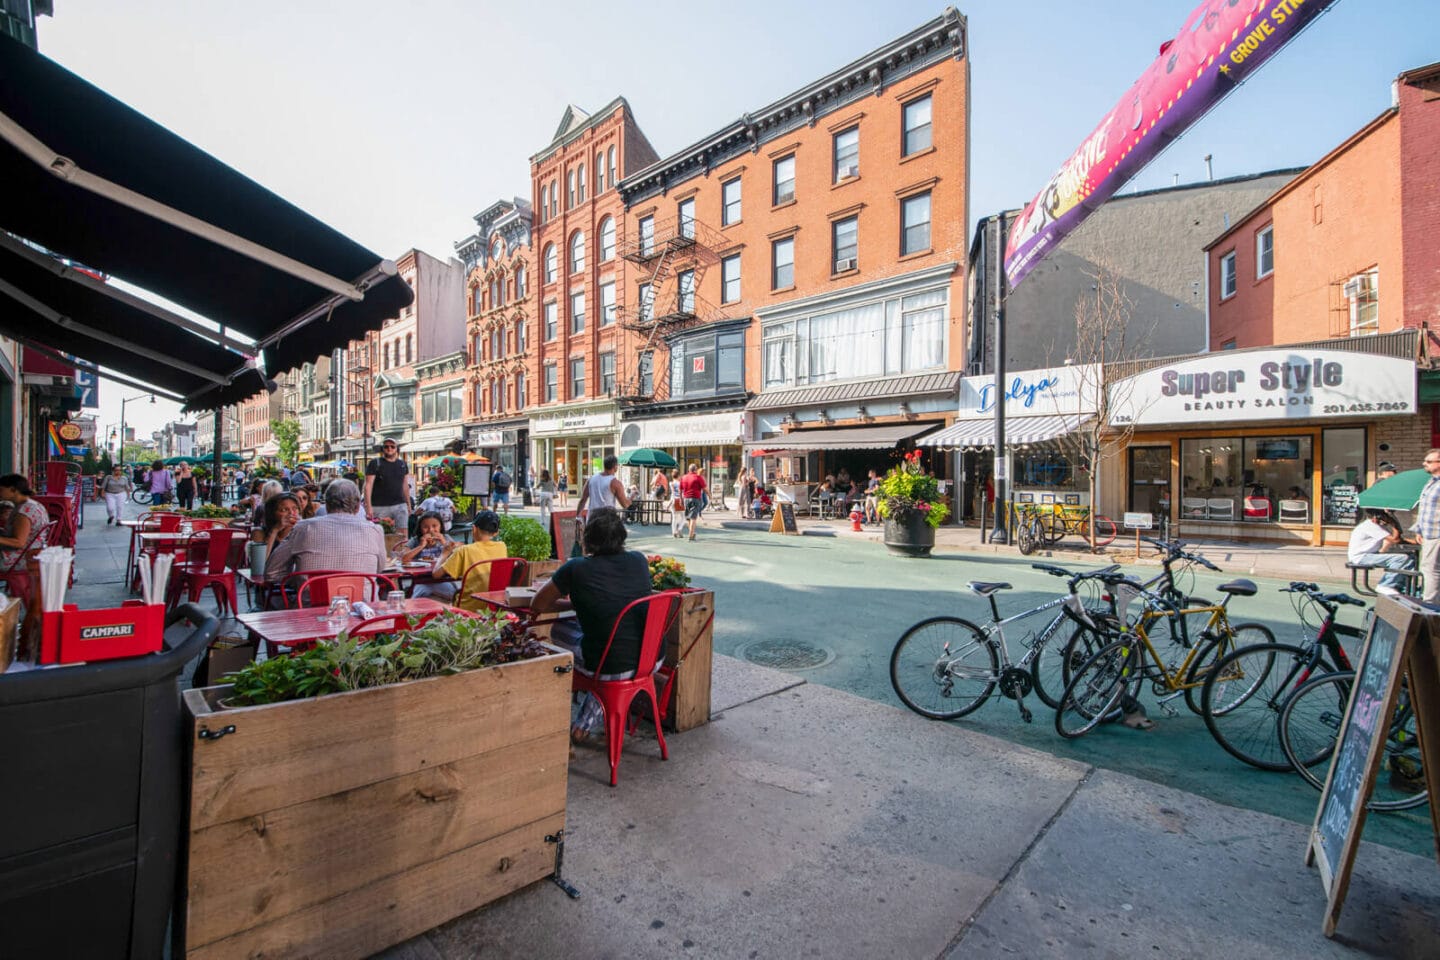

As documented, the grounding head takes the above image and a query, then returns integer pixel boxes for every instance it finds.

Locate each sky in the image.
[37,0,1440,441]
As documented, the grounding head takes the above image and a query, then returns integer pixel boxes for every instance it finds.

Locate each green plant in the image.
[876,450,950,529]
[270,417,302,467]
[252,462,280,480]
[183,503,234,520]
[647,555,691,591]
[496,514,552,562]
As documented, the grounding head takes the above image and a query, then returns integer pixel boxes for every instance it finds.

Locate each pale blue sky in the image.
[37,0,1440,436]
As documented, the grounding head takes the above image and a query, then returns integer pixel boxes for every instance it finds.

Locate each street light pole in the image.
[118,392,155,470]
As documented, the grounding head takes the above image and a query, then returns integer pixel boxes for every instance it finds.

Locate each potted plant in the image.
[182,610,572,959]
[876,450,950,557]
[497,514,552,562]
[648,555,692,591]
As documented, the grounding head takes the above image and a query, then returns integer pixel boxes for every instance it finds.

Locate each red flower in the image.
[332,667,341,676]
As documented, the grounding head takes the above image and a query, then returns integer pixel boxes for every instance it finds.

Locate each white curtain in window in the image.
[763,329,792,387]
[807,301,884,382]
[901,290,946,371]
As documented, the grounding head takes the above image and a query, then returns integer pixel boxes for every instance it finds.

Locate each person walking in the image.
[491,464,512,515]
[175,461,195,510]
[100,465,133,524]
[669,469,685,537]
[736,467,753,520]
[535,469,556,533]
[1415,449,1440,604]
[557,466,569,507]
[148,460,175,506]
[679,462,707,541]
[364,439,413,535]
[576,455,629,519]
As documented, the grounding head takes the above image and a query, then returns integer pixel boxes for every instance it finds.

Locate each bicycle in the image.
[131,487,152,505]
[1038,505,1117,549]
[1277,669,1427,811]
[1055,573,1273,739]
[890,562,1118,723]
[1199,582,1362,770]
[1014,504,1046,556]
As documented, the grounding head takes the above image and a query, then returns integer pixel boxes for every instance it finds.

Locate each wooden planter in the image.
[181,645,574,960]
[663,589,714,732]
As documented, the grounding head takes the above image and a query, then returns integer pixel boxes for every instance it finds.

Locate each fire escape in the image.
[616,214,728,402]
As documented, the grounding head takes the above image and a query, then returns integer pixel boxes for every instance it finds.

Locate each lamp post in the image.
[118,392,154,469]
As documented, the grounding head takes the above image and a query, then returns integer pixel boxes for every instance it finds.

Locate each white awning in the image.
[919,415,1085,450]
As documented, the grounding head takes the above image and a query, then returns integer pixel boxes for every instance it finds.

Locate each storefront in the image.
[467,421,528,481]
[1107,347,1422,545]
[530,401,619,490]
[619,405,746,499]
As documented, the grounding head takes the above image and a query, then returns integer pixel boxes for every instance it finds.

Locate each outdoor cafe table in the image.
[236,597,450,652]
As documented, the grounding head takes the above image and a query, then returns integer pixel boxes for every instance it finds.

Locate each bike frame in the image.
[1107,580,1236,695]
[979,591,1092,674]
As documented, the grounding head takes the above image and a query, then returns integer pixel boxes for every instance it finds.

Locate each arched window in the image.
[543,244,558,283]
[577,163,586,203]
[490,237,503,261]
[598,217,616,261]
[383,342,390,369]
[595,151,605,194]
[394,337,401,366]
[515,265,527,298]
[567,170,576,209]
[549,181,558,216]
[405,334,413,364]
[569,231,586,274]
[607,145,617,188]
[473,332,482,363]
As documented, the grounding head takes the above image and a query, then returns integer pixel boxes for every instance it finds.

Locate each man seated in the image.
[263,479,388,583]
[433,510,509,610]
[1348,509,1416,597]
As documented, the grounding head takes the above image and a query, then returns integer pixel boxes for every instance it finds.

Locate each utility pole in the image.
[989,211,1010,545]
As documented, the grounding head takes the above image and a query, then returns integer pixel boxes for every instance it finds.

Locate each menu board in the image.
[1324,484,1359,525]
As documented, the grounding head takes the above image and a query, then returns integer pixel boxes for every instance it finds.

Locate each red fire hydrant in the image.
[850,504,864,531]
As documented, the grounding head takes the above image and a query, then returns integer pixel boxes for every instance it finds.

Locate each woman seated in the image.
[401,511,460,602]
[0,474,52,568]
[432,510,507,609]
[532,507,656,743]
[250,480,284,532]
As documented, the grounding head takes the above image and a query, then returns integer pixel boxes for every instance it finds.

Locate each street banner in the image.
[1004,0,1338,288]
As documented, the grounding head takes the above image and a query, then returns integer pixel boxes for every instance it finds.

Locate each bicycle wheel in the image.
[132,488,152,505]
[890,617,998,720]
[1090,515,1118,548]
[1031,617,1111,710]
[1017,517,1038,556]
[1279,672,1428,811]
[1038,513,1066,546]
[1056,640,1140,739]
[1202,637,1321,771]
[1181,623,1274,714]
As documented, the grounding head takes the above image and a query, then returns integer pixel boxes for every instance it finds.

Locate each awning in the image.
[0,36,413,408]
[744,422,940,452]
[919,415,1084,450]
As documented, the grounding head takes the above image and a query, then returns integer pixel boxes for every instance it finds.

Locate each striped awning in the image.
[919,415,1084,450]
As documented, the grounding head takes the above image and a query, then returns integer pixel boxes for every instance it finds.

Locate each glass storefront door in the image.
[1129,446,1171,524]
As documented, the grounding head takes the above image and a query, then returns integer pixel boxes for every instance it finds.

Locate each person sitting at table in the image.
[433,509,508,610]
[531,507,656,745]
[400,511,462,601]
[250,480,284,529]
[263,479,388,584]
[303,484,325,517]
[0,473,52,567]
[291,486,315,520]
[1348,509,1416,597]
[261,493,301,555]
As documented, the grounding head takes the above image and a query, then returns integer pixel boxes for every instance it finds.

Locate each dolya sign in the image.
[1108,350,1415,426]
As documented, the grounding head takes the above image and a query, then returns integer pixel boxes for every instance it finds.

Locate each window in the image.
[515,370,526,410]
[569,231,586,274]
[600,351,616,395]
[1256,225,1274,278]
[549,181,558,217]
[721,254,741,304]
[901,192,931,255]
[543,244,558,283]
[472,332,482,364]
[1180,436,1312,524]
[567,170,576,209]
[1322,427,1365,524]
[570,291,585,334]
[833,216,859,271]
[544,363,557,402]
[1347,268,1379,335]
[595,152,605,195]
[490,329,500,361]
[514,265,526,298]
[677,269,695,313]
[490,380,500,415]
[600,281,616,326]
[638,351,654,395]
[671,330,745,397]
[569,356,585,399]
[577,163,586,203]
[1219,251,1237,298]
[638,215,655,257]
[722,177,742,225]
[902,95,932,156]
[420,384,464,423]
[772,237,794,289]
[490,237,503,262]
[472,287,483,314]
[544,301,558,340]
[474,382,484,416]
[638,283,653,322]
[773,155,795,205]
[834,127,859,182]
[678,197,695,239]
[607,145,617,188]
[517,320,527,353]
[490,277,503,309]
[598,217,616,261]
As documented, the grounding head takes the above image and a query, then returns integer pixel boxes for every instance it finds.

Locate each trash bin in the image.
[0,604,219,959]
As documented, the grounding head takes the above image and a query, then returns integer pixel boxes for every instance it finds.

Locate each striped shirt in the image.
[1415,476,1440,540]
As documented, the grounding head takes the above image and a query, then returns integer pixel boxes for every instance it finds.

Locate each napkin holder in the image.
[504,586,537,605]
[39,602,165,664]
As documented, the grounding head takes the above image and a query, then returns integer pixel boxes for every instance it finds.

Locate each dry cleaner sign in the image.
[1108,350,1415,426]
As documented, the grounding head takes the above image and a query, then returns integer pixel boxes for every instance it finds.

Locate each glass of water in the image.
[387,590,406,613]
[327,596,352,631]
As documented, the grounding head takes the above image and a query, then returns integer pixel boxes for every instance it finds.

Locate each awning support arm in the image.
[0,108,366,301]
[17,337,185,402]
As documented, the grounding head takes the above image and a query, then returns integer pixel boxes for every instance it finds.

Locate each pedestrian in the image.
[535,469,556,533]
[736,467,753,519]
[176,461,195,510]
[100,465,133,524]
[364,439,413,535]
[864,468,881,524]
[557,465,569,507]
[575,455,629,520]
[148,460,175,506]
[669,469,685,537]
[680,461,707,541]
[1348,510,1416,597]
[492,464,512,515]
[1414,448,1440,604]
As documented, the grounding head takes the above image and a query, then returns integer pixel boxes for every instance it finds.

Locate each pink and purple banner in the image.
[1004,0,1338,288]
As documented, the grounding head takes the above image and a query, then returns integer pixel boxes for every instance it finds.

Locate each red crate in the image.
[40,602,165,664]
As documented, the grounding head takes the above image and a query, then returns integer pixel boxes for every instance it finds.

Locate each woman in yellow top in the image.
[433,510,508,611]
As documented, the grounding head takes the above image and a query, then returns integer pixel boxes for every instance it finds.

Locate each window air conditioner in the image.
[834,258,857,272]
[840,164,859,179]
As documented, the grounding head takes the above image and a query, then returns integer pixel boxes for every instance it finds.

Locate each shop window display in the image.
[1180,436,1312,523]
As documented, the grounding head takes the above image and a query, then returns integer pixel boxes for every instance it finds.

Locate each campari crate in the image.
[40,601,166,664]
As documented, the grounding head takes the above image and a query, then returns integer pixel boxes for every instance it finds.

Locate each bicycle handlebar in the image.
[1280,581,1367,608]
[1140,535,1219,571]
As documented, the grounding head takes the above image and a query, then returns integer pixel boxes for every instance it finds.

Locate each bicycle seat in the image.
[1217,579,1257,597]
[966,581,1012,597]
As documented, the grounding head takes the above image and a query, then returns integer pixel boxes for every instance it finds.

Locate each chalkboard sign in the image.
[551,509,580,561]
[1307,596,1422,937]
[1324,484,1359,525]
[462,463,491,497]
[769,501,798,535]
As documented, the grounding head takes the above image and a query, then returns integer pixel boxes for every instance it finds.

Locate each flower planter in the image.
[883,515,936,557]
[181,644,573,960]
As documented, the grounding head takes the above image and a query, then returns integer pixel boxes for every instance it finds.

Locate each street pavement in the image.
[62,498,1440,958]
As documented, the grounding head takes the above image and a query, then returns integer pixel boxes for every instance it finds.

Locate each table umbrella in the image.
[619,448,677,468]
[424,455,467,469]
[1356,469,1433,510]
[162,455,201,466]
[220,451,245,463]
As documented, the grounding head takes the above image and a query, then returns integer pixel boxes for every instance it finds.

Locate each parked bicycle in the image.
[131,486,152,505]
[1199,582,1362,770]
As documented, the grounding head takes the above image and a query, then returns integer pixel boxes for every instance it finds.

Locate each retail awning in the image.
[919,415,1084,450]
[0,35,413,408]
[745,422,940,452]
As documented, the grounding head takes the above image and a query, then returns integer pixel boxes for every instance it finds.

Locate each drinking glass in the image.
[387,590,406,613]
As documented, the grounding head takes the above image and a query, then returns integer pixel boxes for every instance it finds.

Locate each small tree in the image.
[99,449,114,475]
[270,418,302,468]
[80,447,99,475]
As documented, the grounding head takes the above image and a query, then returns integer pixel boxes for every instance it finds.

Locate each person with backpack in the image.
[491,464,512,515]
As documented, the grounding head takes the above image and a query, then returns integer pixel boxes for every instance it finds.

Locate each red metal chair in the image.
[347,610,441,640]
[0,519,58,610]
[168,528,240,616]
[130,512,183,591]
[291,572,400,610]
[457,557,527,609]
[571,590,684,787]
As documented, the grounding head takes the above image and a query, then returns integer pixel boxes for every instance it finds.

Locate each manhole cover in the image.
[741,639,835,671]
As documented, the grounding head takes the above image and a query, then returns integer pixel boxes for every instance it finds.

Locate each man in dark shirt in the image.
[491,464,512,515]
[364,438,413,535]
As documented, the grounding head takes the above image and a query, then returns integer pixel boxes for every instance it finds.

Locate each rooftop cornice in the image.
[531,96,632,165]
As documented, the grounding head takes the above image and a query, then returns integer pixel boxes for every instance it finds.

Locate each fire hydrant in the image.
[850,504,864,531]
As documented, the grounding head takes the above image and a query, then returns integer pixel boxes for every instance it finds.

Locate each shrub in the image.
[497,514,552,561]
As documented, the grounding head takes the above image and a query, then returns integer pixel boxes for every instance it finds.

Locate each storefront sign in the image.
[469,428,505,447]
[531,409,616,436]
[1109,350,1416,426]
[959,364,1099,418]
[1123,512,1153,530]
[622,412,745,448]
[1325,484,1360,525]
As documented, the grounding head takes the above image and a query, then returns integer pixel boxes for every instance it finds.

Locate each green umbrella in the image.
[1356,469,1432,510]
[619,448,677,468]
[220,451,245,463]
[163,455,201,466]
[424,455,467,468]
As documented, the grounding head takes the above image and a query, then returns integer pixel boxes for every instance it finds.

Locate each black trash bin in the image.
[0,604,219,959]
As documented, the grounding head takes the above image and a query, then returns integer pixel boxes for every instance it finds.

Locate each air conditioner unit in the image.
[840,164,859,179]
[776,189,795,205]
[834,258,857,272]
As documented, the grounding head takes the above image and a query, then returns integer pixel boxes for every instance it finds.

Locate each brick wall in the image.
[1399,69,1440,329]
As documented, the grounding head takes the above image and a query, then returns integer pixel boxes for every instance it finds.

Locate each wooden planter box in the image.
[181,645,574,960]
[663,589,714,732]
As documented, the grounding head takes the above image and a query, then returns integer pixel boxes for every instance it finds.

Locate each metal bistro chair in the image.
[1181,497,1209,520]
[1206,498,1235,521]
[458,557,528,610]
[1278,499,1310,524]
[167,528,241,616]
